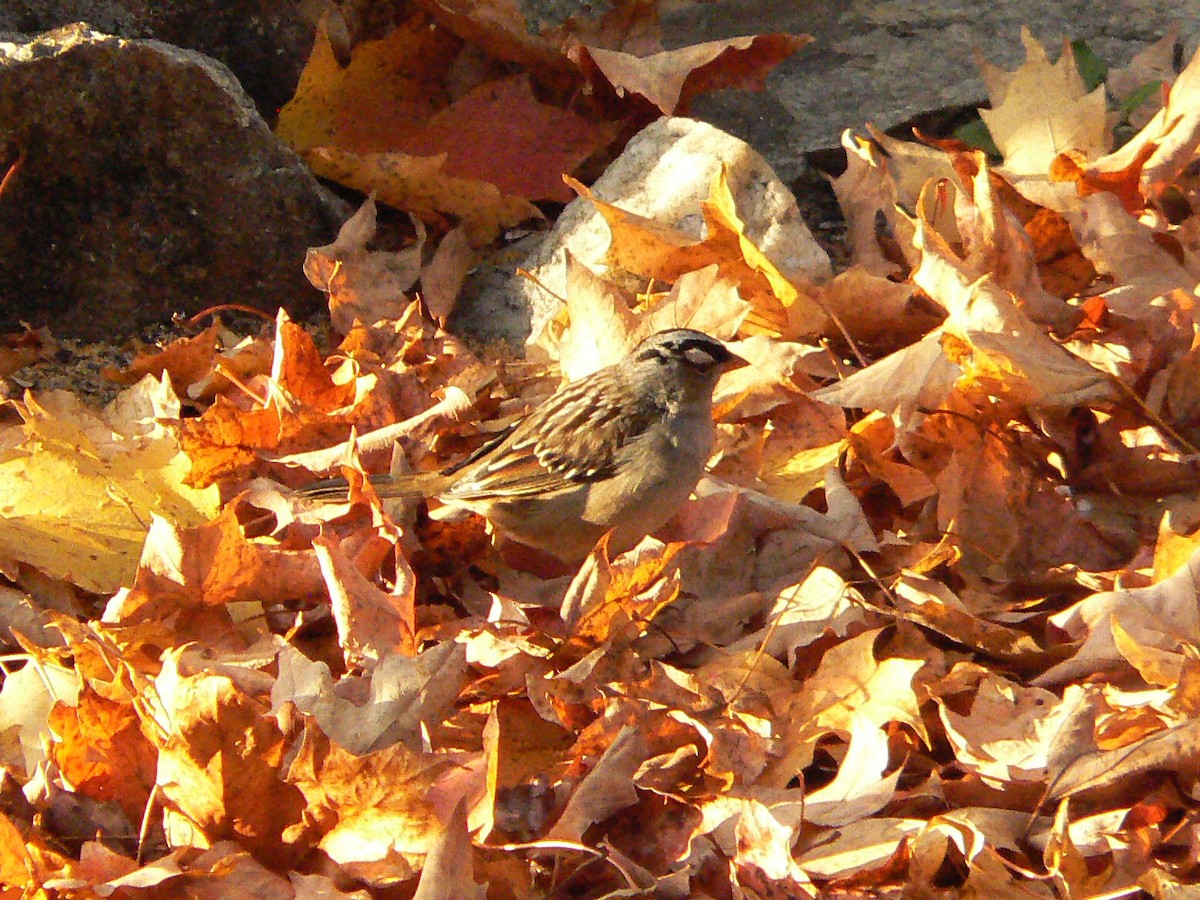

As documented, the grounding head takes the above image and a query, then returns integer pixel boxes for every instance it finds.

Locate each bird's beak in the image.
[721,349,751,372]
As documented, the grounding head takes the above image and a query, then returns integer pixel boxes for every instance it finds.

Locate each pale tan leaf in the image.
[1049,718,1200,800]
[803,713,901,826]
[412,800,488,900]
[547,725,647,842]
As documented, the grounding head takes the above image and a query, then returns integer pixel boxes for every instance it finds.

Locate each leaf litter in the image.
[5,18,1200,900]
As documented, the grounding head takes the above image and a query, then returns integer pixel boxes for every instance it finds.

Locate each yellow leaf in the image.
[0,389,219,594]
[758,437,846,505]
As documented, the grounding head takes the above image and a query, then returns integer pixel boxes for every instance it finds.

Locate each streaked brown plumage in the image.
[300,329,745,561]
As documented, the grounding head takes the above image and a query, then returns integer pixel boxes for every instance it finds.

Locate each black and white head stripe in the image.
[633,329,733,373]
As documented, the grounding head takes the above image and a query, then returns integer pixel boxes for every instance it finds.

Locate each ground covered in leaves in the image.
[5,15,1200,900]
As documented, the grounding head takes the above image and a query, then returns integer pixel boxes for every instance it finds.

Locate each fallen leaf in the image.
[304,145,541,244]
[1049,718,1200,800]
[279,18,614,239]
[1106,27,1176,130]
[412,799,488,899]
[979,28,1111,211]
[803,713,902,826]
[271,641,469,755]
[568,167,829,337]
[315,529,417,666]
[547,725,648,842]
[0,388,219,594]
[49,685,157,822]
[151,649,308,860]
[304,197,425,333]
[573,34,811,115]
[401,75,620,203]
[420,226,475,322]
[1038,545,1200,686]
[0,659,79,776]
[286,722,463,885]
[936,671,1098,786]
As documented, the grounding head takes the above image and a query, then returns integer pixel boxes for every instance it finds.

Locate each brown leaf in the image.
[176,312,364,485]
[103,504,332,623]
[49,686,157,823]
[315,530,417,666]
[0,658,78,780]
[304,197,425,333]
[813,330,959,427]
[420,226,475,323]
[573,34,811,115]
[412,799,487,899]
[1039,545,1200,686]
[152,650,307,860]
[817,268,932,352]
[1094,35,1200,196]
[945,151,1074,327]
[892,573,1041,659]
[722,567,871,670]
[285,722,461,885]
[978,28,1111,211]
[846,413,936,507]
[1067,193,1194,320]
[0,811,37,890]
[1025,206,1098,298]
[568,167,828,337]
[483,699,572,839]
[273,641,469,755]
[792,629,925,740]
[561,536,682,639]
[912,214,1113,412]
[108,322,225,389]
[553,253,640,381]
[936,668,1098,786]
[803,714,902,827]
[641,265,751,338]
[1049,142,1158,214]
[304,145,541,244]
[419,0,665,70]
[401,75,620,203]
[1049,718,1200,800]
[547,725,648,842]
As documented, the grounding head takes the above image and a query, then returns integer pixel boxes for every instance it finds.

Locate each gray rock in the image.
[0,24,346,340]
[453,117,829,348]
[663,0,1200,179]
[0,1,318,120]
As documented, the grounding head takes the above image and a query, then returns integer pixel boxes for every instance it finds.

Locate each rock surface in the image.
[2,2,1195,350]
[0,24,345,340]
[0,0,318,121]
[666,0,1200,180]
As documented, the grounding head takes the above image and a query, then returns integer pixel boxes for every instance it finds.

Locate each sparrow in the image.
[300,329,746,562]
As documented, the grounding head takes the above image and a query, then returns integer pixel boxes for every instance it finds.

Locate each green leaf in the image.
[954,118,1001,157]
[1071,39,1107,91]
[1120,79,1163,118]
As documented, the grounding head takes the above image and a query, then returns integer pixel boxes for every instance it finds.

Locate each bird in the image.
[299,329,747,562]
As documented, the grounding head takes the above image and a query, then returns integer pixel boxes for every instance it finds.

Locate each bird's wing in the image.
[442,375,653,501]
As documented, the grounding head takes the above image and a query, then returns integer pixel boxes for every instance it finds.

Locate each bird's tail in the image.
[296,471,437,503]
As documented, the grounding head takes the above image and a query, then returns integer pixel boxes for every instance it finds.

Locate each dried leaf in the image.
[0,389,218,594]
[574,34,811,114]
[304,198,425,333]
